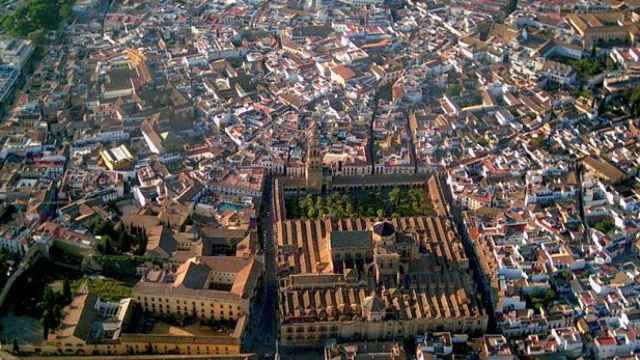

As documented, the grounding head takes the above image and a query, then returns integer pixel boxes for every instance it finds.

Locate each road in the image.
[244,177,323,360]
[245,176,279,356]
[575,160,590,250]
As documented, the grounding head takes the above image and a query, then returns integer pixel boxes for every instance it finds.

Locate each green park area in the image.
[285,186,434,220]
[525,288,558,313]
[1,0,74,41]
[73,277,133,302]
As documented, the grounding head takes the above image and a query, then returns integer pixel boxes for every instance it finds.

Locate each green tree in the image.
[12,339,19,354]
[628,88,640,116]
[60,1,73,20]
[163,135,184,153]
[3,0,68,37]
[98,235,114,255]
[116,231,128,252]
[133,227,148,256]
[27,29,46,45]
[446,84,462,97]
[63,277,71,303]
[39,287,64,339]
[593,219,615,234]
[303,194,314,209]
[41,309,50,339]
[0,249,13,287]
[345,201,355,217]
[315,196,325,214]
[389,186,402,208]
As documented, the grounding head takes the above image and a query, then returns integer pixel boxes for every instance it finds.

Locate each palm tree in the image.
[63,277,72,303]
[389,187,402,209]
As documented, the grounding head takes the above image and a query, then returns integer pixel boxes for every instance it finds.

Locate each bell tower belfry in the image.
[305,121,324,192]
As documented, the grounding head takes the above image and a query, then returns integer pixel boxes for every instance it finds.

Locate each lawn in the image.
[74,277,133,302]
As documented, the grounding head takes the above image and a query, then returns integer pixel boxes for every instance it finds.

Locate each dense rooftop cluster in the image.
[2,0,640,358]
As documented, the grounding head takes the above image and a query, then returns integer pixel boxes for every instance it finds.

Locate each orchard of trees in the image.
[39,277,72,339]
[89,219,148,256]
[285,186,434,220]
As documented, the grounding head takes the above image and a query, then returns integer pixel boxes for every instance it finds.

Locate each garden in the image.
[285,186,434,220]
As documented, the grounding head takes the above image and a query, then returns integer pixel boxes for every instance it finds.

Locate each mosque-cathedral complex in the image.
[271,135,488,346]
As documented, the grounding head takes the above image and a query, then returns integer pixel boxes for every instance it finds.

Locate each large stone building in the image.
[566,12,637,48]
[272,171,488,346]
[19,293,247,357]
[133,256,263,322]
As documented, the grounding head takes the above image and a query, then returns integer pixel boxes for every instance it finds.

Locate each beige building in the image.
[99,144,134,171]
[566,12,637,48]
[583,155,628,184]
[16,293,246,357]
[133,256,263,322]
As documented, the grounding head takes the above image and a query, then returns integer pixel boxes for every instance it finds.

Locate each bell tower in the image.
[305,121,324,191]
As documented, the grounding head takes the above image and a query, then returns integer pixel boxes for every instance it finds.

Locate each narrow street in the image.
[575,160,590,250]
[246,176,278,356]
[437,172,497,333]
[246,177,323,359]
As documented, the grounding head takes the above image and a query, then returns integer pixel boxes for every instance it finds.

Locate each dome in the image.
[373,221,395,237]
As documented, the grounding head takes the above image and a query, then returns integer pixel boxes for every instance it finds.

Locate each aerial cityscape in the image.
[1,0,640,359]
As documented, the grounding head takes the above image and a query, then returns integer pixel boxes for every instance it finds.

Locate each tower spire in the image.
[305,119,323,191]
